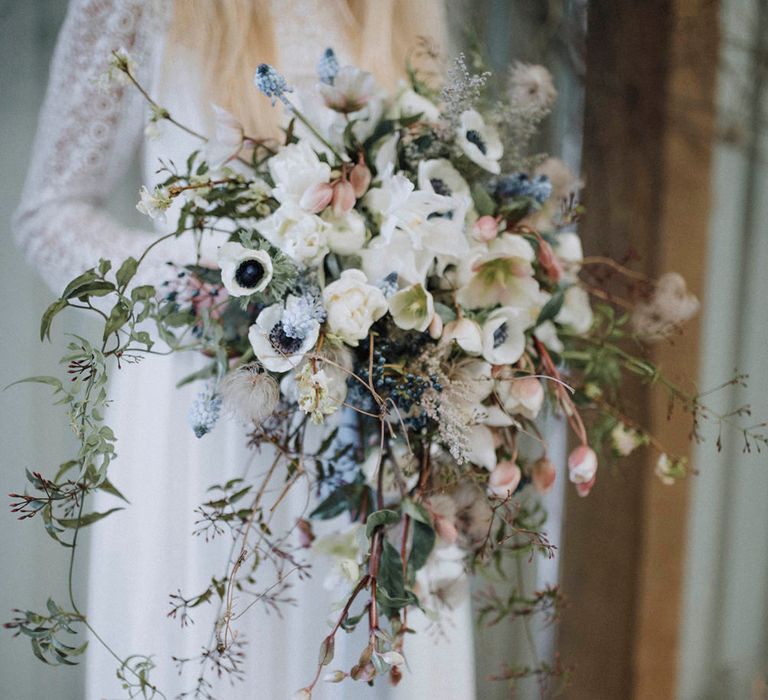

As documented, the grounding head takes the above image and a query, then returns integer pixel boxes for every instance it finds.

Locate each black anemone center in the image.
[269,322,304,355]
[493,322,508,348]
[235,259,265,289]
[430,177,452,197]
[465,129,487,155]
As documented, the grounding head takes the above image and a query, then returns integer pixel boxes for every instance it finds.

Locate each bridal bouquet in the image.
[8,44,761,699]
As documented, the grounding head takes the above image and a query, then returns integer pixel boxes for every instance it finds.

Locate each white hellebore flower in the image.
[441,318,483,355]
[248,300,320,373]
[136,185,172,224]
[481,307,529,365]
[497,375,544,420]
[255,204,329,267]
[388,283,434,332]
[204,104,244,169]
[417,159,471,201]
[217,242,273,297]
[322,269,388,345]
[268,141,331,206]
[456,110,503,174]
[322,208,367,256]
[556,285,594,334]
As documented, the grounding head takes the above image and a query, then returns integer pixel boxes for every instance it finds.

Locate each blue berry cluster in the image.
[254,63,293,106]
[317,47,339,85]
[495,172,552,204]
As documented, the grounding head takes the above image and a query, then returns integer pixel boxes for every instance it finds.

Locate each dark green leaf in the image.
[61,270,98,300]
[536,289,565,326]
[365,509,400,538]
[58,507,124,529]
[407,520,435,579]
[115,257,138,289]
[310,479,366,520]
[40,300,68,342]
[103,300,131,341]
[471,184,496,217]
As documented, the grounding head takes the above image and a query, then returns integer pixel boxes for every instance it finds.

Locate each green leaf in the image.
[115,257,138,289]
[310,479,367,520]
[471,184,496,217]
[58,507,124,529]
[72,281,116,299]
[5,375,64,393]
[318,636,334,667]
[365,509,400,538]
[103,300,131,341]
[130,285,155,301]
[40,299,68,341]
[98,478,129,503]
[61,270,98,300]
[407,520,435,579]
[98,259,112,276]
[536,289,565,326]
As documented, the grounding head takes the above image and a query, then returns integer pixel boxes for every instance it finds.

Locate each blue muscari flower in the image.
[495,173,552,204]
[282,294,326,340]
[254,63,293,106]
[188,383,221,438]
[317,48,339,85]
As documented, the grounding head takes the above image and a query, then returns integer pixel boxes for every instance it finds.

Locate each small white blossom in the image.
[268,142,331,205]
[611,422,646,457]
[136,185,172,224]
[296,363,340,424]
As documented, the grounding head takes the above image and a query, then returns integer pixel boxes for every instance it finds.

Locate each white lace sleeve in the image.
[13,0,190,294]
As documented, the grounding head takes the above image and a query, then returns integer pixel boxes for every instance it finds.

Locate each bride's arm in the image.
[13,0,194,295]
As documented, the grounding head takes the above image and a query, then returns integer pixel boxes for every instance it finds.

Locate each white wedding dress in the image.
[14,1,477,698]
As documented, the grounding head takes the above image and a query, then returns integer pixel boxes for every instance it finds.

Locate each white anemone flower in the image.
[248,301,320,373]
[217,242,273,297]
[481,306,529,365]
[388,283,435,332]
[456,110,503,174]
[417,159,471,201]
[268,141,331,205]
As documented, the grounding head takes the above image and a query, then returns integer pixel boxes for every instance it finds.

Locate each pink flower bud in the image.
[349,162,372,198]
[472,215,499,242]
[428,313,443,339]
[568,445,598,484]
[575,474,596,497]
[531,457,556,494]
[299,181,333,213]
[332,180,356,216]
[537,238,563,282]
[488,460,522,498]
[434,515,458,544]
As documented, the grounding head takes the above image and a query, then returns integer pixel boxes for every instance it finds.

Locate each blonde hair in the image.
[168,0,448,137]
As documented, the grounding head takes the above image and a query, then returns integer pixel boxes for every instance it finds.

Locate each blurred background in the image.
[1,1,766,698]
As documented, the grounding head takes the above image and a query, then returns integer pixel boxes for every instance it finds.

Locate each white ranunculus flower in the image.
[496,375,544,420]
[217,242,273,297]
[204,104,244,169]
[268,141,331,205]
[248,302,320,373]
[390,87,441,122]
[481,306,529,365]
[388,282,434,332]
[255,204,329,267]
[456,110,503,174]
[417,159,471,200]
[556,285,594,334]
[456,234,541,310]
[322,269,388,345]
[322,208,367,256]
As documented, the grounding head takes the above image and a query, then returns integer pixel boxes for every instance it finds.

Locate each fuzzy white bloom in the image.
[481,307,529,365]
[508,63,557,111]
[441,318,483,355]
[456,110,503,174]
[295,363,341,424]
[497,375,544,420]
[218,363,280,425]
[136,185,171,224]
[268,141,331,205]
[256,204,329,267]
[390,86,441,121]
[322,209,367,255]
[322,269,387,345]
[248,301,320,373]
[611,422,645,457]
[204,104,244,169]
[417,159,472,202]
[388,283,434,332]
[217,242,273,297]
[556,285,594,335]
[632,272,700,341]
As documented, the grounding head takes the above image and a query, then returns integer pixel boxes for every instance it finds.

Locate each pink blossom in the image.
[332,180,356,216]
[349,161,372,197]
[531,457,556,494]
[472,215,499,242]
[488,461,522,498]
[299,181,333,213]
[568,445,598,484]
